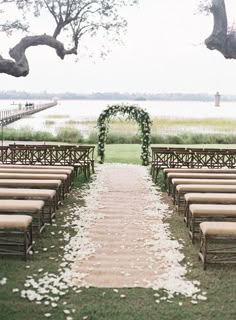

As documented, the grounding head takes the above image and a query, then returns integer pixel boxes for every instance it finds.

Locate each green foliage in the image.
[1,127,55,142]
[151,133,236,145]
[56,126,83,143]
[97,104,152,166]
[44,114,70,119]
[65,120,80,125]
[44,120,55,126]
[105,144,141,164]
[86,130,98,144]
[106,132,141,144]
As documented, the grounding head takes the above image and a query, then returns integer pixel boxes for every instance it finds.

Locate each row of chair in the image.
[0,164,75,260]
[0,144,95,179]
[151,146,236,182]
[163,167,236,270]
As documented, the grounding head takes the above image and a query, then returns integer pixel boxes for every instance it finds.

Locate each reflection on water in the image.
[0,99,236,135]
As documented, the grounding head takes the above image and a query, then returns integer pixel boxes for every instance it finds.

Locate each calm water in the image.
[1,99,236,134]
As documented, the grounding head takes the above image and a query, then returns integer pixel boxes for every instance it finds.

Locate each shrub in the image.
[44,120,55,126]
[105,132,141,144]
[86,131,97,144]
[56,126,84,143]
[151,133,236,145]
[1,127,55,142]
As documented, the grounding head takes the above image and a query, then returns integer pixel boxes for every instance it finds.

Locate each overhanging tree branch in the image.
[0,0,138,77]
[0,34,77,77]
[205,0,236,59]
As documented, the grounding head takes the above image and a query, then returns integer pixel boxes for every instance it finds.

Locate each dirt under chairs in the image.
[171,179,236,206]
[167,172,236,196]
[0,214,33,260]
[0,188,57,223]
[0,199,45,233]
[0,179,62,207]
[184,193,236,227]
[175,184,236,213]
[199,221,236,270]
[189,204,236,244]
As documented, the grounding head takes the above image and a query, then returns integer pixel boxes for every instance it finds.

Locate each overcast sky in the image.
[1,0,236,94]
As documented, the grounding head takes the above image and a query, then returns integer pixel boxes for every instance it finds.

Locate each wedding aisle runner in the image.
[71,164,180,288]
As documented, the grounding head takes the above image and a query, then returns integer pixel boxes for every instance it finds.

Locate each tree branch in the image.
[0,34,77,77]
[205,0,236,59]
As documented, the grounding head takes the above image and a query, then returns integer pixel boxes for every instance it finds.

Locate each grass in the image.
[73,116,236,133]
[2,145,236,319]
[104,144,236,166]
[152,116,236,128]
[56,126,84,143]
[44,120,56,126]
[65,120,80,125]
[104,144,141,164]
[44,115,70,119]
[5,117,236,144]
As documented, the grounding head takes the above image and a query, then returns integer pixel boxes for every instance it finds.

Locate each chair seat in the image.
[0,164,74,171]
[190,204,236,216]
[169,173,236,179]
[200,221,236,236]
[0,179,61,187]
[164,168,236,174]
[185,193,236,203]
[0,188,56,199]
[0,168,71,175]
[0,214,32,230]
[0,199,44,211]
[173,179,236,185]
[0,173,67,180]
[177,184,236,192]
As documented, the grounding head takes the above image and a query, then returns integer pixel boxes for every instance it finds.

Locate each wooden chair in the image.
[199,221,236,270]
[189,204,236,243]
[0,214,33,260]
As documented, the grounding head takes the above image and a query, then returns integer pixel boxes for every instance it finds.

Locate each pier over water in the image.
[0,101,57,126]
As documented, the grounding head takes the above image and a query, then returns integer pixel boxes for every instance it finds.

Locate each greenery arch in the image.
[97,104,152,166]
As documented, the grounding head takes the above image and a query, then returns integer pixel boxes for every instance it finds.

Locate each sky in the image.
[1,0,236,94]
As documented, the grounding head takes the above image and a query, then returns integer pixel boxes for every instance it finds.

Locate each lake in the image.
[1,99,236,135]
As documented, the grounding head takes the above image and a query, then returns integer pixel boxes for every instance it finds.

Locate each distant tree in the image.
[0,0,137,77]
[202,0,236,59]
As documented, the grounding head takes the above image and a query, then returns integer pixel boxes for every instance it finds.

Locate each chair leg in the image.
[203,235,207,270]
[24,230,27,261]
[191,216,195,244]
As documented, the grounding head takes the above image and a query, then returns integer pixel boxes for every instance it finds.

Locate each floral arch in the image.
[97,104,152,166]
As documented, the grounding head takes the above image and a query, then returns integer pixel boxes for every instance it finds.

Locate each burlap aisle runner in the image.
[70,164,199,295]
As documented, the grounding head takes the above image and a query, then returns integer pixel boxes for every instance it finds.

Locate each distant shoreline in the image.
[1,92,236,102]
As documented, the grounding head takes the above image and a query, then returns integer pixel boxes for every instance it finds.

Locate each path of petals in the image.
[71,164,201,297]
[19,163,204,311]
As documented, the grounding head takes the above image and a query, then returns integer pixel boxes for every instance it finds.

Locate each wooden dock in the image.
[0,101,57,126]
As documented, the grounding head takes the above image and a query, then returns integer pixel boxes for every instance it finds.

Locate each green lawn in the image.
[1,145,236,319]
[104,144,236,165]
[105,144,141,164]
